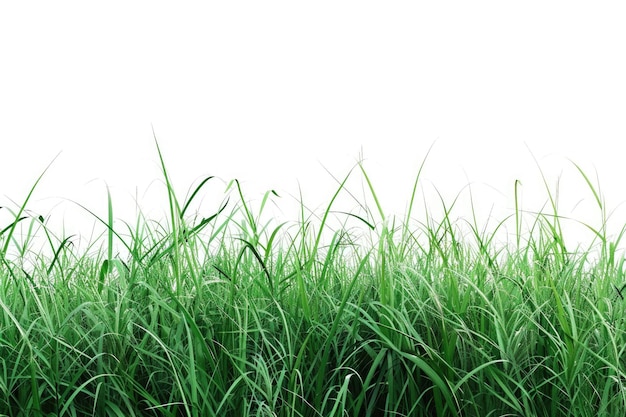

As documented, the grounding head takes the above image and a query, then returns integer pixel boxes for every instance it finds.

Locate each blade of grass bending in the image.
[45,235,74,275]
[153,128,184,289]
[233,179,259,244]
[568,159,624,273]
[353,177,393,302]
[0,210,45,259]
[331,211,376,231]
[423,186,462,268]
[70,199,136,264]
[258,189,280,220]
[179,176,226,289]
[464,182,511,272]
[402,141,436,246]
[569,160,603,210]
[1,153,59,259]
[527,145,568,263]
[308,166,357,274]
[0,215,27,239]
[180,175,216,218]
[59,373,116,417]
[146,199,228,267]
[264,221,287,258]
[357,160,385,222]
[152,132,223,296]
[237,237,274,296]
[0,213,25,235]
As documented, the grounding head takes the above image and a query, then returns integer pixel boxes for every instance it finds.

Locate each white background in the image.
[1,2,626,256]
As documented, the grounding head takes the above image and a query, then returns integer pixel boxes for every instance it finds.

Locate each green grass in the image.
[1,141,626,416]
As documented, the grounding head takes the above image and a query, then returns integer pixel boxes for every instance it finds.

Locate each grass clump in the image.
[1,141,626,416]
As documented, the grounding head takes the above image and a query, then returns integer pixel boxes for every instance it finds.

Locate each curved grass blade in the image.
[1,153,59,259]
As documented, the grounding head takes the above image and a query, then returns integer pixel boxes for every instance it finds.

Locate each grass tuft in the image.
[1,142,625,416]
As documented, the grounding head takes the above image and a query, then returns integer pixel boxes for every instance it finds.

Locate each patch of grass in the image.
[1,140,625,416]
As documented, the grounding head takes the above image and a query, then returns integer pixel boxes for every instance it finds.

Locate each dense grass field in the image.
[2,144,626,416]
